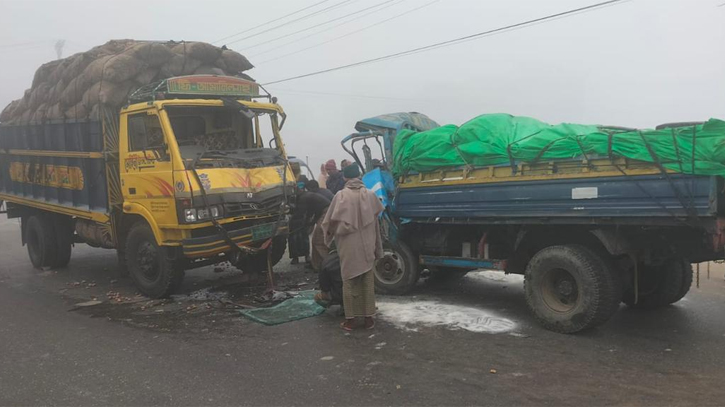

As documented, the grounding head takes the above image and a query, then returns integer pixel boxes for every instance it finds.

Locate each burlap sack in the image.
[64,102,89,120]
[135,67,160,84]
[159,54,203,77]
[128,42,174,67]
[98,81,136,106]
[78,55,114,89]
[31,60,62,88]
[103,54,146,83]
[60,77,84,107]
[172,42,221,64]
[46,103,63,121]
[194,65,225,76]
[0,100,19,122]
[221,50,253,73]
[20,108,32,124]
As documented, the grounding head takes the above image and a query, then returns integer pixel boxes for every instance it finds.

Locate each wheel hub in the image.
[375,250,406,285]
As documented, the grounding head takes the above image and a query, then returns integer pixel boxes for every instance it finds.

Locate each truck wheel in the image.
[25,215,58,269]
[623,259,691,308]
[49,216,73,268]
[234,235,287,274]
[524,245,622,334]
[125,223,184,298]
[374,240,419,295]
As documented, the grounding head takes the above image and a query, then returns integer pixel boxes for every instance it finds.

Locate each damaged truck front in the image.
[0,75,294,297]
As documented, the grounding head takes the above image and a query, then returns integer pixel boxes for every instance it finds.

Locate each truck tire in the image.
[524,245,622,334]
[234,235,287,274]
[49,215,73,268]
[25,215,58,269]
[623,259,691,308]
[125,223,184,298]
[374,240,419,295]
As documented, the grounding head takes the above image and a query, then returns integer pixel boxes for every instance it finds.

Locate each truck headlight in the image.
[184,208,197,222]
[197,205,221,220]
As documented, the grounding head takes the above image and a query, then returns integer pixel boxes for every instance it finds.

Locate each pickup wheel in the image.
[125,223,184,298]
[235,235,287,274]
[525,245,622,334]
[622,259,691,308]
[25,215,58,269]
[374,240,419,295]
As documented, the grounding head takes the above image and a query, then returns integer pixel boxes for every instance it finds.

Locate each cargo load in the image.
[392,113,725,178]
[0,39,254,124]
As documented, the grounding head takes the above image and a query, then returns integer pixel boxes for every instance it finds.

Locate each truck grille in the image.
[224,196,284,217]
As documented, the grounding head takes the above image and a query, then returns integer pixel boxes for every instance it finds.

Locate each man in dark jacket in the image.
[305,179,334,200]
[325,159,346,195]
[295,188,331,271]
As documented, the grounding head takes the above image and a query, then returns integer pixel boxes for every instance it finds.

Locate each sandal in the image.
[314,292,332,307]
[365,317,375,330]
[340,320,355,331]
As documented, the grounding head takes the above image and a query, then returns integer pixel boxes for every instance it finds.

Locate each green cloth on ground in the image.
[239,291,326,326]
[392,113,725,178]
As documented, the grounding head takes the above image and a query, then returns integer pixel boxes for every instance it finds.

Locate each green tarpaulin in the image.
[392,114,725,178]
[239,291,326,326]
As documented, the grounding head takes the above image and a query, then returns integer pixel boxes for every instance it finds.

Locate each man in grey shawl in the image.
[322,163,384,331]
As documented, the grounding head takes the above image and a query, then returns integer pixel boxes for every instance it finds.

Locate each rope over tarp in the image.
[392,113,725,179]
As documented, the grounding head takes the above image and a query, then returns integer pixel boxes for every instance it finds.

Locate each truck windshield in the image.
[166,105,283,169]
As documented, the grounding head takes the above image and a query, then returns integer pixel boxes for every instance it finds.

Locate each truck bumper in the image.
[181,219,288,258]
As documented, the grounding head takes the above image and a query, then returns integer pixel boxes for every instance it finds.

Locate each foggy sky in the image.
[1,0,723,172]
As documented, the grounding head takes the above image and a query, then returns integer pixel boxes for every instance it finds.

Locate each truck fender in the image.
[121,202,164,246]
[589,229,632,256]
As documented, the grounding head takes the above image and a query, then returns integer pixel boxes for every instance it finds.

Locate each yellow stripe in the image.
[400,159,670,189]
[0,193,110,223]
[0,150,104,159]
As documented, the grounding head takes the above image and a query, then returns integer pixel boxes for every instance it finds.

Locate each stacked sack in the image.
[0,39,254,125]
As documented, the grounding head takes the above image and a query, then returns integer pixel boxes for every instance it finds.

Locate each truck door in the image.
[120,110,177,226]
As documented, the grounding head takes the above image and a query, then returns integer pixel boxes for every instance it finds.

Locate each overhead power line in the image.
[263,0,628,86]
[250,0,408,59]
[223,0,357,46]
[235,0,396,49]
[256,0,439,65]
[268,87,428,101]
[213,0,333,44]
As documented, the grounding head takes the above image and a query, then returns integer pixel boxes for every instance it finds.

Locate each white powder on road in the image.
[377,298,516,334]
[466,270,524,284]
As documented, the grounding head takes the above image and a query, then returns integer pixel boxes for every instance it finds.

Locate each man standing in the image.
[322,164,384,331]
[295,188,331,271]
[325,159,346,195]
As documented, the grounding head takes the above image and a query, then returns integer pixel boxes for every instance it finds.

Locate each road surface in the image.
[1,216,724,406]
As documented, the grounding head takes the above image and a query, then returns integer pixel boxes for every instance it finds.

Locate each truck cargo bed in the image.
[394,173,721,225]
[0,121,110,215]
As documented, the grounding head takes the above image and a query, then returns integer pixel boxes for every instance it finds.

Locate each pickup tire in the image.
[374,240,419,295]
[524,245,622,334]
[622,259,691,308]
[25,215,58,269]
[125,223,184,298]
[234,235,287,274]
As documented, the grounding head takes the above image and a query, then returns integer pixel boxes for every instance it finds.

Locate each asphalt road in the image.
[1,215,725,406]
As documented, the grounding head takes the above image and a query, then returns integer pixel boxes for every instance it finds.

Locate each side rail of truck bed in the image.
[394,157,723,226]
[0,120,110,221]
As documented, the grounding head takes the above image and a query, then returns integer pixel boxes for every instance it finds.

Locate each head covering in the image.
[325,159,337,172]
[343,163,361,179]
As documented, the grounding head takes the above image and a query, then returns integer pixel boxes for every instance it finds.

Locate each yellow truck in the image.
[0,75,293,297]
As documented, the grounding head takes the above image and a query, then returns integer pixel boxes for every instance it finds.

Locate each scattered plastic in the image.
[240,291,325,326]
[74,300,103,307]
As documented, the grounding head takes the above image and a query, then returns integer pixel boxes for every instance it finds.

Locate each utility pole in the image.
[54,40,65,59]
